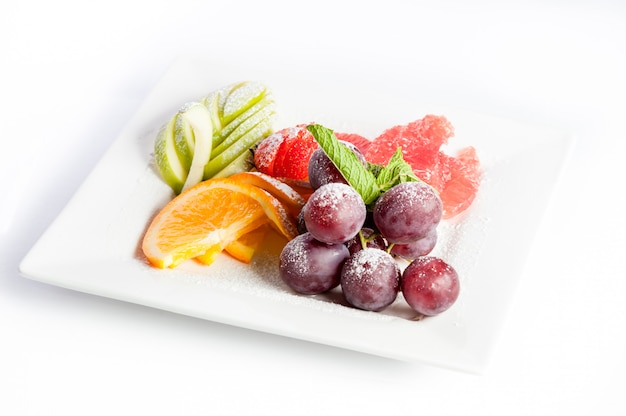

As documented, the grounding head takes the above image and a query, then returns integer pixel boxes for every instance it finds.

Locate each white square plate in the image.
[19,59,573,373]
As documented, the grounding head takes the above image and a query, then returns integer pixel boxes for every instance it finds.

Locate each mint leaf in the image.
[306,124,380,205]
[376,148,420,192]
[367,162,385,178]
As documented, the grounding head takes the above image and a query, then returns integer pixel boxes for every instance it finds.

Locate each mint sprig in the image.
[307,124,380,204]
[306,124,420,206]
[375,148,420,192]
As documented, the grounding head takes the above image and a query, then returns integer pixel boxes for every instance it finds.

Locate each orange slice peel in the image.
[228,171,306,216]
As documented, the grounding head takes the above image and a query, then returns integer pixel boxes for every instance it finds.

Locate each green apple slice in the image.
[173,113,194,172]
[211,100,276,158]
[201,81,274,149]
[201,90,223,133]
[154,116,187,194]
[221,81,268,125]
[211,149,255,178]
[178,102,213,192]
[212,93,275,147]
[203,116,274,179]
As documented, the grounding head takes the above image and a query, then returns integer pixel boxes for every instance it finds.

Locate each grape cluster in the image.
[279,143,460,316]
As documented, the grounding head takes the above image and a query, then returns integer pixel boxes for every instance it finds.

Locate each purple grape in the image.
[340,248,400,311]
[345,228,387,256]
[391,228,438,260]
[279,233,350,295]
[302,183,366,244]
[401,256,460,316]
[308,141,367,190]
[373,181,442,244]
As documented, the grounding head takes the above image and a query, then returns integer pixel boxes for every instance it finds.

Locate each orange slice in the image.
[142,177,298,268]
[228,171,306,217]
[224,224,271,263]
[195,216,268,265]
[275,177,314,201]
[206,177,299,241]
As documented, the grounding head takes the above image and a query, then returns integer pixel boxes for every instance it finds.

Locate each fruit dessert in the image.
[143,81,481,319]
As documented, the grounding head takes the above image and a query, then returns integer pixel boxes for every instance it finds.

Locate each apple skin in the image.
[154,116,186,194]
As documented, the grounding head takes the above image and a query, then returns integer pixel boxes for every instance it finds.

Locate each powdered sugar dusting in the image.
[258,188,298,239]
[387,181,441,213]
[248,171,304,204]
[280,233,310,276]
[342,248,390,285]
[254,131,284,172]
[313,182,359,210]
[340,248,400,311]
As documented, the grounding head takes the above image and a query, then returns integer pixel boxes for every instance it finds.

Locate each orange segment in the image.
[275,177,314,201]
[142,176,299,269]
[206,177,299,241]
[229,171,306,216]
[195,216,268,265]
[224,223,271,263]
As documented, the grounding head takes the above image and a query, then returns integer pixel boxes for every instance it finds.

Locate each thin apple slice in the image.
[178,102,213,192]
[211,149,255,179]
[154,116,187,194]
[173,113,193,172]
[211,101,276,158]
[221,81,268,125]
[212,94,275,148]
[203,117,274,179]
[201,89,223,132]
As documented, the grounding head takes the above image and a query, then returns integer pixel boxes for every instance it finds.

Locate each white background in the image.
[2,1,625,415]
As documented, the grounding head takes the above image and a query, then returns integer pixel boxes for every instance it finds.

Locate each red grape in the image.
[391,228,437,260]
[401,256,460,316]
[279,233,350,295]
[340,248,400,311]
[302,183,366,244]
[373,181,442,244]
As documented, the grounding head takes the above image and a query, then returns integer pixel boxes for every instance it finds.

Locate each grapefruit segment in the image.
[365,115,454,166]
[365,114,480,219]
[435,146,481,219]
[335,132,371,154]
